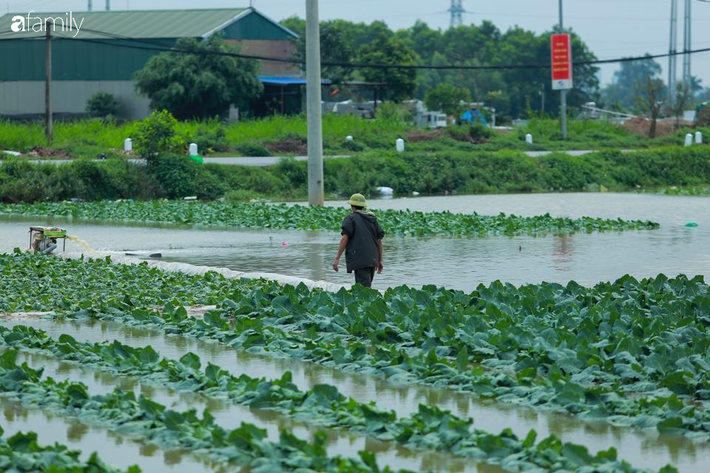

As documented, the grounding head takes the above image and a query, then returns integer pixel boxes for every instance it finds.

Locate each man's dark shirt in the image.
[341,211,385,273]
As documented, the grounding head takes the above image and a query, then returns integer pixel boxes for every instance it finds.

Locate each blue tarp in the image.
[259,76,332,86]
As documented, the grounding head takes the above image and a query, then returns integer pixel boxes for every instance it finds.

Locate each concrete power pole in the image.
[558,0,568,140]
[683,0,691,86]
[45,20,52,143]
[449,0,464,28]
[306,0,324,206]
[669,0,678,106]
[88,0,92,12]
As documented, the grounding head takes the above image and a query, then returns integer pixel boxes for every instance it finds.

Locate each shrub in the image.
[151,153,227,200]
[235,141,272,157]
[224,189,262,203]
[133,110,183,161]
[85,92,120,118]
[191,119,228,153]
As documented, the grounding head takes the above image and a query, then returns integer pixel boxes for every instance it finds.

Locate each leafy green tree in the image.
[287,20,355,84]
[602,55,663,110]
[132,110,183,163]
[134,35,263,120]
[425,83,471,116]
[85,92,119,117]
[358,33,418,102]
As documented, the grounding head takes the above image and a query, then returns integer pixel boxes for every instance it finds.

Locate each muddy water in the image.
[9,347,490,473]
[4,318,706,473]
[2,193,710,291]
[0,397,224,473]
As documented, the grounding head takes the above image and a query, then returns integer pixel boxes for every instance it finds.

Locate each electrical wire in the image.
[4,24,710,72]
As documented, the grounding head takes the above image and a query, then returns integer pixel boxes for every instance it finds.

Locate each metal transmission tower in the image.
[449,0,464,28]
[669,0,678,105]
[683,0,691,86]
[106,0,110,11]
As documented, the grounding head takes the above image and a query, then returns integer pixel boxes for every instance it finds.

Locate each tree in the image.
[672,83,692,128]
[636,76,665,138]
[602,55,663,110]
[134,35,263,120]
[424,83,471,116]
[287,20,355,84]
[86,92,119,117]
[358,33,417,102]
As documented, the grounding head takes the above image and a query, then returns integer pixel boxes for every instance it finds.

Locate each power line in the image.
[8,25,710,72]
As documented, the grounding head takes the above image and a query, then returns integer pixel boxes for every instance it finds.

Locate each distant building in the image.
[0,8,299,119]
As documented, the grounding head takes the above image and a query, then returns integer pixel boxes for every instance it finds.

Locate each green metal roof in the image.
[0,8,297,40]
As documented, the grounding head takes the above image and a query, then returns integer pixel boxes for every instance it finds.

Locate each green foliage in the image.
[0,427,137,472]
[696,104,710,127]
[602,55,664,111]
[132,110,182,161]
[85,92,120,118]
[0,200,658,236]
[0,349,395,472]
[150,154,227,200]
[134,35,263,120]
[424,83,471,116]
[224,189,261,203]
[359,33,417,102]
[0,322,672,473]
[235,141,272,157]
[189,118,228,152]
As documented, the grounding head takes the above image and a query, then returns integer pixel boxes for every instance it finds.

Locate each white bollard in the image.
[124,138,132,152]
[696,131,703,145]
[189,143,198,156]
[525,133,533,144]
[685,133,693,147]
[396,138,405,152]
[346,135,353,141]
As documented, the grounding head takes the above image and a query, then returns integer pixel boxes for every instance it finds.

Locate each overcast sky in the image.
[8,0,710,87]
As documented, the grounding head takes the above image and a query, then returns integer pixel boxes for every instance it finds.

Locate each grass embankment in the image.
[0,201,658,236]
[1,115,708,159]
[2,146,710,203]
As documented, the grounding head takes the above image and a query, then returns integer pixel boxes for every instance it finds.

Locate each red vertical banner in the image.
[551,34,573,90]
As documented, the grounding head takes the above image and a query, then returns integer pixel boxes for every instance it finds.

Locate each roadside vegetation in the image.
[2,144,710,203]
[1,115,709,161]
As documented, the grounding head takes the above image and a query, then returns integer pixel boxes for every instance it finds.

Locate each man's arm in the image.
[333,234,349,272]
[377,239,383,273]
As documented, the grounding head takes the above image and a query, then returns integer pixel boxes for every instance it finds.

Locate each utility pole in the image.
[106,0,110,11]
[669,0,678,106]
[683,0,691,86]
[45,20,52,144]
[306,0,324,206]
[558,0,567,140]
[88,0,92,12]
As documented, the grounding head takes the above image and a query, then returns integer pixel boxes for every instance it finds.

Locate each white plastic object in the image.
[396,138,405,152]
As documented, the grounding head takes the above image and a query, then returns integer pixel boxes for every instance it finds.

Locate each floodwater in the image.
[1,193,709,290]
[3,318,707,473]
[0,396,223,473]
[5,339,492,473]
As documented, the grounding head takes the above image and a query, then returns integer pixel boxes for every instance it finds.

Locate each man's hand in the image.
[377,260,384,274]
[333,258,340,272]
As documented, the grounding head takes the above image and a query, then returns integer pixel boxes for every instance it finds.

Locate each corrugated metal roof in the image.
[0,8,258,40]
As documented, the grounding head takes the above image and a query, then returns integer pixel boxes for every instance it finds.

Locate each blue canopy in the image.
[259,77,332,86]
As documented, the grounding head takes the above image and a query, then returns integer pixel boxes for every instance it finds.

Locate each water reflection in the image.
[2,193,710,291]
[4,318,706,472]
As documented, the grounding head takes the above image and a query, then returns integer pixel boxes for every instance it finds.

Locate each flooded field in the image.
[1,193,709,290]
[8,348,483,473]
[3,317,707,473]
[1,192,709,472]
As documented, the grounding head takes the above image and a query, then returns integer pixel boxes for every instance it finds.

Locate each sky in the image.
[7,0,710,88]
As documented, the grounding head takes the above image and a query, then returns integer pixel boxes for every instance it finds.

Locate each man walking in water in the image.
[332,193,385,288]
